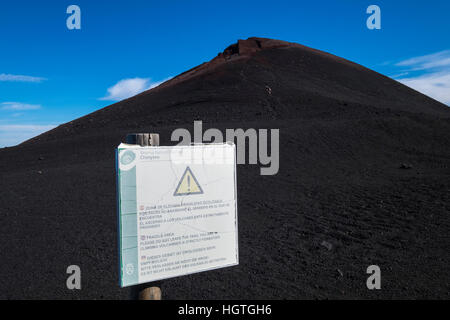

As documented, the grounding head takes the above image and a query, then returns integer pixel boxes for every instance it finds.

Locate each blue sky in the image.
[1,0,449,147]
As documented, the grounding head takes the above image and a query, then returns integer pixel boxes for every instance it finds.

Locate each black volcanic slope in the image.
[1,38,449,299]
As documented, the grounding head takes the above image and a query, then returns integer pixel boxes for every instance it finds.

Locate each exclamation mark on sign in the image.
[187,175,191,193]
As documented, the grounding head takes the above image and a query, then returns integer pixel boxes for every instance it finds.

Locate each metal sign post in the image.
[126,133,162,300]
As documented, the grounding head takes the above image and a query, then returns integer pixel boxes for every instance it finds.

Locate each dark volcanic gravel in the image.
[0,38,449,299]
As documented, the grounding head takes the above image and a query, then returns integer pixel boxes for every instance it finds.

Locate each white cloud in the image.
[0,124,57,147]
[0,124,56,131]
[0,73,47,83]
[100,77,169,101]
[1,102,41,110]
[390,72,409,79]
[398,72,450,105]
[393,50,450,106]
[396,50,450,70]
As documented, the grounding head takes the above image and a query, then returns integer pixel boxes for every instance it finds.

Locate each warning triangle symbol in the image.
[173,167,204,196]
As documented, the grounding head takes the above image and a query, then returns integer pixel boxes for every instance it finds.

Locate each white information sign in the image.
[116,143,238,287]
